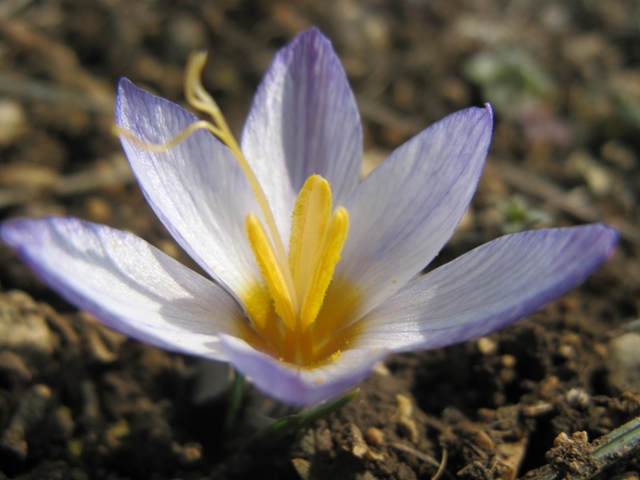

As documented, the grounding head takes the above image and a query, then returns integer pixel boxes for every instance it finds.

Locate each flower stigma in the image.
[116,52,358,367]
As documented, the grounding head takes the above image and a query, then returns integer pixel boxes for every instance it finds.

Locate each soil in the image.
[1,1,640,479]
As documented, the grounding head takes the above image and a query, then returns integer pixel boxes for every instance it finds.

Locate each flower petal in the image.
[219,335,387,406]
[116,79,260,296]
[241,27,363,237]
[1,216,246,360]
[355,225,617,351]
[336,105,493,320]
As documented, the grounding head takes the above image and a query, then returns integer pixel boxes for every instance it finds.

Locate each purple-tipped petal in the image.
[336,106,493,321]
[116,79,261,296]
[1,217,245,360]
[219,335,388,406]
[242,27,363,237]
[355,225,617,351]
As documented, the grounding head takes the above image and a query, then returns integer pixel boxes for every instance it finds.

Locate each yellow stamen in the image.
[246,175,350,335]
[245,213,296,330]
[299,206,348,330]
[288,175,332,309]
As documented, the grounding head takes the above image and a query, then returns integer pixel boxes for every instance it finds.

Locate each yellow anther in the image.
[299,206,348,330]
[288,175,332,304]
[245,213,296,330]
[245,174,349,336]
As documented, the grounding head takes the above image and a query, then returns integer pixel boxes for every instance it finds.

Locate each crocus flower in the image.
[1,28,616,406]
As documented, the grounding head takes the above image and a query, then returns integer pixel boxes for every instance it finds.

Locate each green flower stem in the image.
[245,388,360,447]
[225,370,245,431]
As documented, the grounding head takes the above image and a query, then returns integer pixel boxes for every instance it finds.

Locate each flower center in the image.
[246,175,348,332]
[243,174,350,364]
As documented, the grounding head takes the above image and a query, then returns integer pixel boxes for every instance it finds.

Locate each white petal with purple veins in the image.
[1,217,244,360]
[336,106,493,322]
[355,225,618,351]
[242,27,363,238]
[116,80,261,296]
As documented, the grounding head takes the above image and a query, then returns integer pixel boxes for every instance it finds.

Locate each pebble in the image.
[365,426,385,446]
[474,430,494,450]
[566,388,590,407]
[395,394,419,443]
[0,291,54,355]
[501,354,517,368]
[522,402,554,417]
[0,99,27,146]
[607,332,640,392]
[172,441,202,465]
[347,423,369,458]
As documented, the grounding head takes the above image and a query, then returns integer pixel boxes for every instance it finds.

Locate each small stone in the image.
[172,441,202,465]
[559,344,576,359]
[477,337,498,355]
[365,426,384,446]
[522,402,554,417]
[346,424,384,461]
[315,427,333,453]
[607,332,640,391]
[291,458,311,480]
[539,375,561,399]
[0,291,54,355]
[395,394,419,443]
[501,354,517,368]
[475,430,494,450]
[85,326,119,363]
[346,423,369,458]
[0,100,27,146]
[372,361,390,376]
[566,388,590,407]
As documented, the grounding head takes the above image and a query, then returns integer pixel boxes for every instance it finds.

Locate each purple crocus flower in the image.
[1,28,617,406]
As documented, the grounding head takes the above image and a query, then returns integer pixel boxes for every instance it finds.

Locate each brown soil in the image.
[1,1,639,479]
